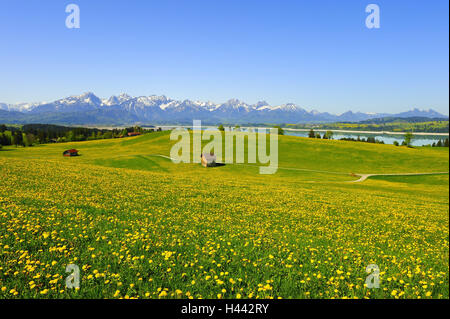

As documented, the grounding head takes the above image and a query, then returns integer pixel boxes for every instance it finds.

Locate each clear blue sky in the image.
[0,0,448,114]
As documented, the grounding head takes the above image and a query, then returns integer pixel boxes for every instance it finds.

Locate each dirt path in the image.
[148,154,348,175]
[148,154,449,183]
[349,172,449,183]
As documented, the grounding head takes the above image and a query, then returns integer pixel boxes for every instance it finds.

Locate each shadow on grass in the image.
[202,163,226,168]
[215,163,226,167]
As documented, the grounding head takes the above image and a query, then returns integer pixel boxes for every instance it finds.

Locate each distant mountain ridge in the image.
[0,92,447,125]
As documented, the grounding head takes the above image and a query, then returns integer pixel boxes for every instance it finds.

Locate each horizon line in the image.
[1,91,448,117]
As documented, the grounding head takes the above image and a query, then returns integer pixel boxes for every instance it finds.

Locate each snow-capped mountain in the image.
[0,101,43,112]
[102,93,133,106]
[0,92,448,125]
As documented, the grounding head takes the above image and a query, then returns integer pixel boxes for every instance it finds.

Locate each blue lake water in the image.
[283,130,447,147]
[156,126,448,147]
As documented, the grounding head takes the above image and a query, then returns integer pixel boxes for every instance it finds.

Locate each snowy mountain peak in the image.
[80,91,96,98]
[103,96,119,106]
[219,99,251,111]
[2,102,43,112]
[59,92,101,106]
[1,92,447,125]
[103,93,134,106]
[224,98,244,106]
[270,103,303,112]
[255,101,269,108]
[118,92,131,99]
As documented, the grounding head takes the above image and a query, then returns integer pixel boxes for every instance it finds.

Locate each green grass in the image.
[370,174,449,185]
[0,132,448,299]
[2,131,448,178]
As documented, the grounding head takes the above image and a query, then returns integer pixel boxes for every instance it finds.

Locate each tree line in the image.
[308,129,335,140]
[217,124,285,135]
[306,129,449,148]
[431,138,449,147]
[287,119,449,133]
[0,124,161,148]
[340,136,385,144]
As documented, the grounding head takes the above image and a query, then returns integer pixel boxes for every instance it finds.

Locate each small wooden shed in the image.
[63,149,79,157]
[201,153,216,167]
[127,132,142,136]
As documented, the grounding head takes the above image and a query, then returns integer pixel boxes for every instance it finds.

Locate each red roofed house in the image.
[63,149,79,157]
[127,132,142,137]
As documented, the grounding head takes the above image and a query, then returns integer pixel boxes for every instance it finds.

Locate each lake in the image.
[283,130,448,146]
[155,125,448,147]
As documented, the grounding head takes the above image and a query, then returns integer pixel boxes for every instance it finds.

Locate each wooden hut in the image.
[201,153,216,167]
[63,149,79,157]
[127,132,142,137]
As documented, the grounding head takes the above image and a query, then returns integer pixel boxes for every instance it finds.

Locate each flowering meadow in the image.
[0,132,448,299]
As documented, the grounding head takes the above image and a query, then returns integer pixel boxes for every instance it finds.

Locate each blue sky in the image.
[0,0,448,114]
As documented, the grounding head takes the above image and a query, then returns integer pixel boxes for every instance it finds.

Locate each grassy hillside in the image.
[0,132,448,299]
[1,131,448,179]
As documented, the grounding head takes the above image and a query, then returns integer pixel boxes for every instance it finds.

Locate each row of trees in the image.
[392,132,414,147]
[288,119,449,133]
[308,128,425,145]
[0,130,36,147]
[340,136,385,144]
[0,124,160,147]
[308,129,334,140]
[431,138,449,147]
[217,125,285,135]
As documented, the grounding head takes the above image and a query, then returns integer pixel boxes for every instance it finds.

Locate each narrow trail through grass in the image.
[350,172,449,183]
[148,154,449,183]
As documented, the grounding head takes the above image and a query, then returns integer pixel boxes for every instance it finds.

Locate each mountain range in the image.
[0,92,447,125]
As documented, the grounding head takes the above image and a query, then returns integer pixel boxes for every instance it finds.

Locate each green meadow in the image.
[0,131,448,299]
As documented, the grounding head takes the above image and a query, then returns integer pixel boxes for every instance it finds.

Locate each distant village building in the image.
[63,149,79,157]
[127,132,142,137]
[201,153,216,167]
